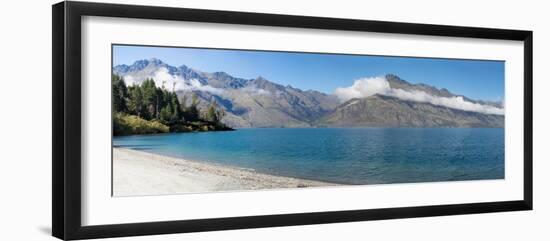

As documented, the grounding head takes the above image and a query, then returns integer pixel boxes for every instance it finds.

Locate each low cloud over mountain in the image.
[334,76,504,115]
[122,66,225,94]
[114,59,504,128]
[114,59,340,127]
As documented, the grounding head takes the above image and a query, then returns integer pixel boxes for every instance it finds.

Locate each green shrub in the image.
[113,113,169,136]
[169,124,193,133]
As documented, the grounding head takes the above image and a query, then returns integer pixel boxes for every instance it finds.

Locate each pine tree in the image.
[160,104,173,123]
[206,101,218,122]
[170,93,182,121]
[187,93,200,122]
[141,79,157,119]
[129,86,144,117]
[216,107,226,124]
[180,95,187,110]
[112,74,128,112]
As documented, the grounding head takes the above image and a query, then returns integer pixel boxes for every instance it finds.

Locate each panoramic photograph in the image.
[111,44,505,197]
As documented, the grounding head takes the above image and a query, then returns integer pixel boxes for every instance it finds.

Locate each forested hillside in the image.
[112,74,232,136]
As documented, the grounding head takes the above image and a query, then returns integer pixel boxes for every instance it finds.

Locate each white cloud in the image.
[188,79,224,95]
[334,77,390,101]
[241,86,271,96]
[152,67,189,91]
[124,67,224,94]
[122,75,137,87]
[334,76,504,115]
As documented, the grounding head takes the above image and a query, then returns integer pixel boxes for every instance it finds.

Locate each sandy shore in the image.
[113,147,336,196]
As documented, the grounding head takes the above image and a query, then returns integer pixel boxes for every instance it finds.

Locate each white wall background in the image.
[0,0,547,240]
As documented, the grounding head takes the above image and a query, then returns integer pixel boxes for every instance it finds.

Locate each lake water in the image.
[113,128,504,185]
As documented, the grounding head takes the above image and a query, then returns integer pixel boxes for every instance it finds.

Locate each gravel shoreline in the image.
[113,147,337,196]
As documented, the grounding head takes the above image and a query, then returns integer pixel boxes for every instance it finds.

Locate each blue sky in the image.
[113,45,504,101]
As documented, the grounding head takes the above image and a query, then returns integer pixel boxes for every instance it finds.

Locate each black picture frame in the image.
[52,1,533,240]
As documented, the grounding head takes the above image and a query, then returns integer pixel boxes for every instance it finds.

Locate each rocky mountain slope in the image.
[114,59,504,128]
[114,59,340,127]
[317,94,504,127]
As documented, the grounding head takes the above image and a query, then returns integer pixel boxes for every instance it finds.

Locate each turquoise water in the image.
[113,128,504,184]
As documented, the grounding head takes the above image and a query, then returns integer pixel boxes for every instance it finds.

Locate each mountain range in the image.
[113,59,504,128]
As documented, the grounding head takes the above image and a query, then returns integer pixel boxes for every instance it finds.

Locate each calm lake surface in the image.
[113,128,504,184]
